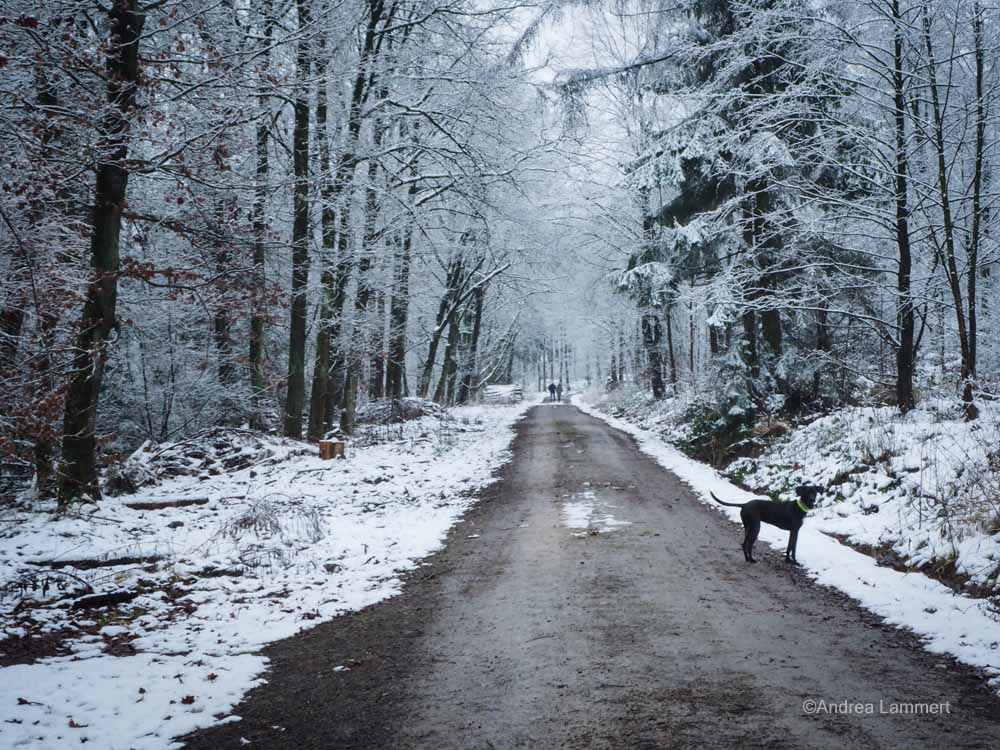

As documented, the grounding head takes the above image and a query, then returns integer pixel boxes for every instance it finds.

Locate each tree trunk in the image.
[248,0,274,432]
[324,214,354,429]
[618,329,626,383]
[642,312,665,399]
[307,43,338,441]
[665,304,678,385]
[457,286,485,404]
[760,309,782,359]
[283,0,312,439]
[369,288,386,399]
[385,126,418,400]
[212,201,235,392]
[339,263,370,435]
[386,196,415,399]
[58,3,145,505]
[0,257,26,379]
[503,336,516,384]
[892,0,915,413]
[434,309,463,404]
[813,302,831,399]
[708,320,720,356]
[742,308,759,395]
[921,8,973,416]
[688,300,696,376]
[446,321,462,403]
[965,0,985,418]
[418,257,464,397]
[24,72,65,497]
[340,105,388,434]
[340,158,382,434]
[32,305,59,498]
[747,181,783,362]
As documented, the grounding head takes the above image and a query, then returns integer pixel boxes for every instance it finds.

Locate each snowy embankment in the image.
[574,393,1000,691]
[0,400,532,749]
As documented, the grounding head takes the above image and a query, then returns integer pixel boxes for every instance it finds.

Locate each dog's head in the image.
[795,484,824,509]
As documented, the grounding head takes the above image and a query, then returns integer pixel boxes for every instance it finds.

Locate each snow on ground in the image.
[0,400,533,749]
[574,392,1000,691]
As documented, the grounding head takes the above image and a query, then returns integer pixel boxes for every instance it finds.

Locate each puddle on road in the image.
[561,490,632,535]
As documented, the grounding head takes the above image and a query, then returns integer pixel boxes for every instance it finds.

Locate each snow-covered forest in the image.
[4,0,1000,746]
[3,0,1000,500]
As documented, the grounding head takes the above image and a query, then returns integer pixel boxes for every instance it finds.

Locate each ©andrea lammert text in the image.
[802,699,951,715]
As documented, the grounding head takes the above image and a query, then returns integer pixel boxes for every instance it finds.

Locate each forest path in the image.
[182,405,1000,750]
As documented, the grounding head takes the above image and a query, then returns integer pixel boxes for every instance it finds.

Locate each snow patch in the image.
[561,490,631,534]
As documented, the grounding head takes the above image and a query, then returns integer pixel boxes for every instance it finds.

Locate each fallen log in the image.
[125,497,209,510]
[71,590,139,610]
[31,555,162,571]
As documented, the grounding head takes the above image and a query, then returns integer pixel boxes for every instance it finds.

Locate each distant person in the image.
[556,383,563,402]
[548,383,557,401]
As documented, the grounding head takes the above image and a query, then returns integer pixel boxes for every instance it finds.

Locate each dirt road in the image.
[183,405,1000,749]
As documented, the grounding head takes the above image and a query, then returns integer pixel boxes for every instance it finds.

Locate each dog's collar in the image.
[796,498,810,514]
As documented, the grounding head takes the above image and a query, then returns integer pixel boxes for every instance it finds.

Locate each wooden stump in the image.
[319,440,346,460]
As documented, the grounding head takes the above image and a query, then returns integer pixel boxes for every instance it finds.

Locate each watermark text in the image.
[802,699,951,716]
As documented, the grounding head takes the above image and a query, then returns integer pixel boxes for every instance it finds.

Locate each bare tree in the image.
[59,2,146,505]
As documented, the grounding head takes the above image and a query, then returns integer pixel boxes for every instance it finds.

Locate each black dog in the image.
[711,485,823,564]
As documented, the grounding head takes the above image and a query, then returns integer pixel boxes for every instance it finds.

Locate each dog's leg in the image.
[786,528,799,564]
[744,520,760,563]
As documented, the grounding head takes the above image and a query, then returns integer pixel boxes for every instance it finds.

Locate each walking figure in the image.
[556,383,563,402]
[547,383,557,402]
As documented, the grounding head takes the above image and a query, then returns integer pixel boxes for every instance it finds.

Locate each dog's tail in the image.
[710,491,745,508]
